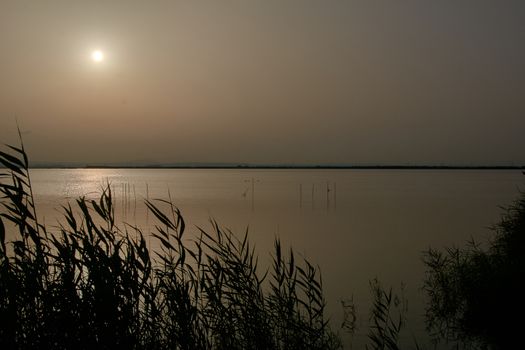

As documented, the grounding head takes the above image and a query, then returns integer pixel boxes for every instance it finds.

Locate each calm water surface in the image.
[20,169,525,347]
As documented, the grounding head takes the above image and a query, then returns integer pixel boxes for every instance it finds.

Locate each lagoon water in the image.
[17,169,525,347]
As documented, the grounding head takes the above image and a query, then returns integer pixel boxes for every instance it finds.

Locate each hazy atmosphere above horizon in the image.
[1,0,524,166]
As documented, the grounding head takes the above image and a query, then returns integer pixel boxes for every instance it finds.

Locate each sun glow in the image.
[91,50,104,62]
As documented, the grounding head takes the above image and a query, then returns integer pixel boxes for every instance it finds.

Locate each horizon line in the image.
[20,164,525,170]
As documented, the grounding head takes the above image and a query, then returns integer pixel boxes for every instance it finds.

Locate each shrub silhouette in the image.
[423,190,525,349]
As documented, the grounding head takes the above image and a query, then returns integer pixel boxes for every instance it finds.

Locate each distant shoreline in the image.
[21,165,525,170]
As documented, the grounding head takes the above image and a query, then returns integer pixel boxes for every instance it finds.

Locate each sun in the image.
[91,50,104,62]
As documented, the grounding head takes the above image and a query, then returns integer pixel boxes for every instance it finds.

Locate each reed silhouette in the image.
[423,189,525,349]
[0,137,342,349]
[6,134,520,349]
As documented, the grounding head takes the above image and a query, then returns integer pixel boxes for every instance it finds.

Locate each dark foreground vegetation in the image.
[1,139,524,349]
[0,142,343,349]
[423,190,525,349]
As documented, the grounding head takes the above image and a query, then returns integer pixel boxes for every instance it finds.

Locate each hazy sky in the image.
[1,0,525,165]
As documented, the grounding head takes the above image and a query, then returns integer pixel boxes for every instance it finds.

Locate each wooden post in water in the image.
[311,184,315,210]
[299,184,303,209]
[126,183,130,219]
[145,183,149,227]
[334,182,337,210]
[251,177,255,212]
[326,181,330,211]
[133,184,137,225]
[122,183,125,220]
[299,183,303,209]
